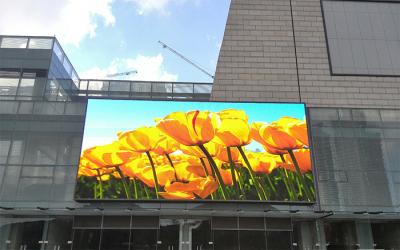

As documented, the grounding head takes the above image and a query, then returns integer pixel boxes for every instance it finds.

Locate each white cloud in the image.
[80,54,178,81]
[126,0,200,15]
[0,0,115,46]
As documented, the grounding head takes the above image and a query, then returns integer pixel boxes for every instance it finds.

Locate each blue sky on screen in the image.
[0,0,230,83]
[81,99,307,152]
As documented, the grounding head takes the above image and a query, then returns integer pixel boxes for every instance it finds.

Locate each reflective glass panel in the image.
[324,221,357,250]
[213,230,239,250]
[266,231,292,250]
[323,0,400,75]
[130,229,157,250]
[72,229,101,250]
[0,78,19,96]
[100,229,130,250]
[239,230,266,250]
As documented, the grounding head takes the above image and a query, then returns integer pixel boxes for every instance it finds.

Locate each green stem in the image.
[93,182,97,199]
[279,153,298,200]
[285,168,298,200]
[131,178,138,199]
[236,167,247,200]
[198,144,228,200]
[115,166,131,199]
[95,169,103,199]
[257,177,270,200]
[142,182,150,199]
[237,146,267,200]
[288,150,313,201]
[227,147,240,200]
[145,151,160,199]
[279,169,295,200]
[199,157,210,176]
[165,153,179,180]
[265,173,277,193]
[199,157,216,200]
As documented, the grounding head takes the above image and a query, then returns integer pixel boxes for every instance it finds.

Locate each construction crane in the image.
[158,41,214,79]
[106,70,138,78]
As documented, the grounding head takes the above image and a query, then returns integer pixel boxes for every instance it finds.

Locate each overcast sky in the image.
[0,0,230,82]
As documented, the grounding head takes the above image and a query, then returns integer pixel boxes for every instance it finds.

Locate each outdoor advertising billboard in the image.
[75,99,315,202]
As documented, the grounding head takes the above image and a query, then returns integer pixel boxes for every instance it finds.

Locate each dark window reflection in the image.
[213,230,239,250]
[292,221,318,250]
[371,222,400,250]
[266,231,292,250]
[72,229,100,250]
[100,229,130,250]
[158,222,179,250]
[239,230,266,250]
[192,220,212,250]
[130,229,157,250]
[46,217,73,250]
[324,221,357,250]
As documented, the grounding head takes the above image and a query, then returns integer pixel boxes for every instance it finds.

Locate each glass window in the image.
[173,83,193,94]
[311,107,400,210]
[213,230,239,250]
[131,216,158,229]
[239,230,266,250]
[28,38,53,49]
[212,217,238,230]
[323,0,400,75]
[53,41,64,62]
[266,231,292,250]
[46,217,73,250]
[0,78,19,96]
[8,139,25,164]
[0,37,28,48]
[17,78,35,96]
[324,221,358,250]
[17,177,52,201]
[23,134,59,164]
[371,222,400,249]
[131,229,157,250]
[74,216,102,228]
[72,229,100,250]
[0,216,46,250]
[0,165,21,200]
[0,101,18,114]
[101,229,130,250]
[103,216,131,229]
[0,138,10,164]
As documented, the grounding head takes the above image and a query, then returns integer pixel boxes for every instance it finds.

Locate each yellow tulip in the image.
[174,157,209,181]
[283,149,312,173]
[163,176,218,199]
[120,157,148,178]
[243,152,280,174]
[156,110,221,146]
[179,141,219,158]
[152,135,179,155]
[81,141,138,168]
[217,109,248,120]
[159,191,195,200]
[215,146,240,163]
[215,109,252,147]
[138,165,176,187]
[118,127,162,153]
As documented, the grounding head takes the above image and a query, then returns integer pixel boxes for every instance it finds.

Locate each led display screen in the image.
[75,99,315,202]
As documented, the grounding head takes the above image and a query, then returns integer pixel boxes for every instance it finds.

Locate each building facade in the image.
[0,0,400,249]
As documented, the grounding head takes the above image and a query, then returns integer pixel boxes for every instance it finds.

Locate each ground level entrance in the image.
[2,215,399,249]
[72,217,295,250]
[0,216,297,250]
